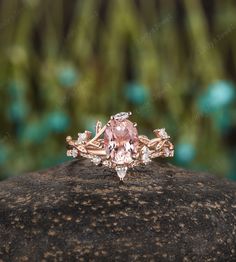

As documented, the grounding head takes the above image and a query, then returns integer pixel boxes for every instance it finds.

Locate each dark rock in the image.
[0,159,236,261]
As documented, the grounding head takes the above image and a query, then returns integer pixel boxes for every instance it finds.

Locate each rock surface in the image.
[0,159,236,261]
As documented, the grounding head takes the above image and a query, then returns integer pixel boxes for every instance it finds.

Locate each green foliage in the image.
[0,0,236,179]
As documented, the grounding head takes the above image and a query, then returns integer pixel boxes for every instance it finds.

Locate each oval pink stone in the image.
[104,119,138,165]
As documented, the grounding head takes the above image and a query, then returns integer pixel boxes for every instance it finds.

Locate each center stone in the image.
[104,118,138,165]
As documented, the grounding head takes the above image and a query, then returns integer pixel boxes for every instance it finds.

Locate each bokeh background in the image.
[0,0,236,180]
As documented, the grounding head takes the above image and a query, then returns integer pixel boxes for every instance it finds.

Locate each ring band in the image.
[66,112,174,180]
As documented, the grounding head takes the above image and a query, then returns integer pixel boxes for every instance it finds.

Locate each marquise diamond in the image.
[115,166,128,181]
[141,146,151,164]
[155,128,169,139]
[77,133,87,144]
[72,148,78,158]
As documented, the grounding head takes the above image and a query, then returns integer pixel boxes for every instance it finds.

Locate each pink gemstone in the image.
[104,118,138,165]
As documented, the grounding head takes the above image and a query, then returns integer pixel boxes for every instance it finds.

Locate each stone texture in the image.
[0,159,236,261]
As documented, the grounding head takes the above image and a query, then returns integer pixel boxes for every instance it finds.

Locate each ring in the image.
[66,112,174,180]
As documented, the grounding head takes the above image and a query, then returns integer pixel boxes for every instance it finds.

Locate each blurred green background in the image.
[0,0,236,180]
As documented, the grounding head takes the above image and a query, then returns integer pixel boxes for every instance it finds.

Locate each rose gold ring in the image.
[66,112,174,181]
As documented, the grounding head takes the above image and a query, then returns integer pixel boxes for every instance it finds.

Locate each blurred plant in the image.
[58,65,79,88]
[0,0,236,180]
[198,80,235,114]
[175,143,196,166]
[45,111,70,133]
[0,144,9,166]
[124,82,149,105]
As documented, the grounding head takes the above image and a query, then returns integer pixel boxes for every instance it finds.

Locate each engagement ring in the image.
[66,112,174,180]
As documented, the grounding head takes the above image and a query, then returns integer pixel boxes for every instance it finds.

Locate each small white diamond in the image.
[72,148,78,158]
[163,148,173,157]
[77,133,87,144]
[67,150,72,157]
[115,166,128,180]
[158,128,169,139]
[113,112,131,121]
[102,160,112,168]
[91,156,101,165]
[141,146,151,164]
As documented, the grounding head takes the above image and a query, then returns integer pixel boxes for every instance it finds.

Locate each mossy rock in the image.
[0,159,235,261]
